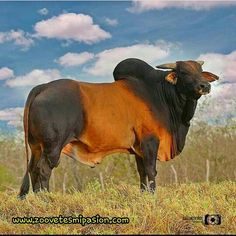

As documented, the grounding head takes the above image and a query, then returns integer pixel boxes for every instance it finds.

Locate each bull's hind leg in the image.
[37,144,61,192]
[29,145,42,193]
[18,144,42,198]
[140,136,159,193]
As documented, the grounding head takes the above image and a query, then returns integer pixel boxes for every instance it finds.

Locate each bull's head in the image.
[156,60,219,99]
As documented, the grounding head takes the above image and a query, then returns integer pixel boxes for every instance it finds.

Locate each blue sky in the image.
[0,1,235,131]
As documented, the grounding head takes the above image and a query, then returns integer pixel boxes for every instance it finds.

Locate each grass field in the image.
[0,181,235,234]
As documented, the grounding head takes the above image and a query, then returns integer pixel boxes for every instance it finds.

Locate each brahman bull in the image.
[19,59,218,198]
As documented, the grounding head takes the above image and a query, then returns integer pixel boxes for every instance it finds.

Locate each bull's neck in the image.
[158,72,198,133]
[123,71,198,133]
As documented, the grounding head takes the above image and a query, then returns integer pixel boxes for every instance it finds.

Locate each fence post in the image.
[171,165,178,184]
[51,171,55,191]
[62,172,67,194]
[99,172,105,191]
[206,159,210,182]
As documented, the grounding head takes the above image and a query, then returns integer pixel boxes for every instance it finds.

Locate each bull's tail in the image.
[18,105,31,199]
[18,84,45,199]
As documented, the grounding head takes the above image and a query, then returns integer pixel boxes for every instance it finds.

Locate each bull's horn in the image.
[197,60,204,66]
[156,62,176,70]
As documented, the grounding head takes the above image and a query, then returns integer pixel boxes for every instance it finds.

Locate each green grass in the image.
[0,181,235,234]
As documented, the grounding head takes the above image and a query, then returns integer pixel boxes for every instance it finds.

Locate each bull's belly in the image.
[79,123,136,152]
[62,142,130,167]
[62,138,174,167]
[62,125,135,166]
[62,120,174,165]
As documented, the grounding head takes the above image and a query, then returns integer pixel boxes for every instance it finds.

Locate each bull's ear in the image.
[165,72,177,85]
[202,71,219,82]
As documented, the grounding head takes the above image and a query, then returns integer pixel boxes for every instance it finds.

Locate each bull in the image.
[19,59,218,198]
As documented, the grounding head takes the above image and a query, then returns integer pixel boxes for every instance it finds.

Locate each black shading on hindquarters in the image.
[19,79,85,198]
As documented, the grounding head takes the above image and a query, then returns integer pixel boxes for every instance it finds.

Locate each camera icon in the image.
[204,214,221,225]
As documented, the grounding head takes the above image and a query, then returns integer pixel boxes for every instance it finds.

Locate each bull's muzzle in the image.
[197,82,211,95]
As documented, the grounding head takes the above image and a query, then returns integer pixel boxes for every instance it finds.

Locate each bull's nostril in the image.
[199,83,210,91]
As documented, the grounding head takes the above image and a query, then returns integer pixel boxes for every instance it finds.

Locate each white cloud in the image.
[195,83,236,124]
[57,52,94,67]
[0,30,34,50]
[6,69,63,87]
[198,50,236,85]
[0,107,23,128]
[128,0,236,13]
[0,67,14,80]
[195,50,236,123]
[86,41,172,76]
[38,8,49,15]
[201,82,236,123]
[61,40,72,47]
[104,17,118,26]
[0,33,5,43]
[34,13,111,44]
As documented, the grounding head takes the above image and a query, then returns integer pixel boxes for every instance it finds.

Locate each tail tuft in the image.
[18,172,30,200]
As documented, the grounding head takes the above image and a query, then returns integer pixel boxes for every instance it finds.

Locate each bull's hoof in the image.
[17,194,26,200]
[140,185,156,194]
[149,189,156,194]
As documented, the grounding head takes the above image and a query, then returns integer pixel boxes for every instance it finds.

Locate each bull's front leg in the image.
[129,148,147,191]
[135,155,148,191]
[140,135,159,193]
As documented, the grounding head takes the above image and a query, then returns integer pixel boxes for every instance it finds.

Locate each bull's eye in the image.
[180,71,189,77]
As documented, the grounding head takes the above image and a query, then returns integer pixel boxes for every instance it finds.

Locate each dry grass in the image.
[0,181,235,234]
